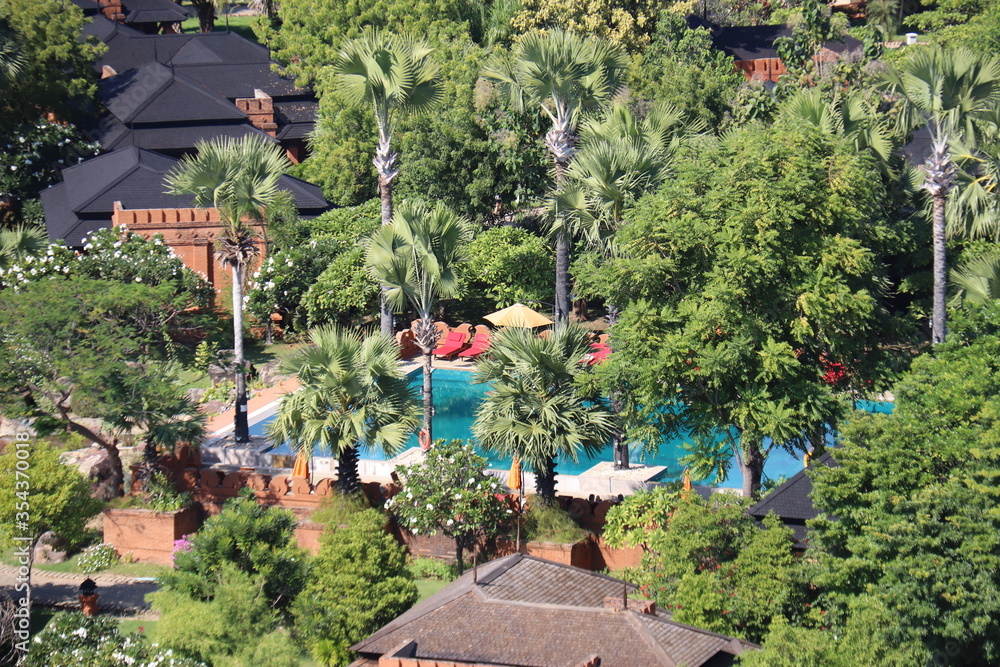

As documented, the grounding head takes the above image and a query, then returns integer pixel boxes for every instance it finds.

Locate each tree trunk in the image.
[378,163,395,338]
[193,0,215,32]
[455,542,464,576]
[550,132,573,326]
[932,190,947,346]
[337,446,360,494]
[232,264,250,443]
[739,442,764,498]
[58,413,124,496]
[422,350,433,441]
[534,456,557,501]
[554,231,570,326]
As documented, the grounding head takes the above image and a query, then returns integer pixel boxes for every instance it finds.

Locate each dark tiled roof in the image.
[95,119,277,151]
[123,0,192,23]
[352,554,758,667]
[275,101,318,140]
[81,15,145,43]
[748,452,836,548]
[176,63,307,99]
[712,25,862,61]
[42,147,331,246]
[41,147,191,246]
[98,30,270,73]
[71,0,101,16]
[100,63,247,124]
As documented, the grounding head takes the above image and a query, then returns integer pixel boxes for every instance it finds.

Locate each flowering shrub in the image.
[78,543,120,574]
[25,612,206,666]
[245,237,350,332]
[0,226,213,309]
[0,120,101,207]
[387,439,512,572]
[172,535,194,564]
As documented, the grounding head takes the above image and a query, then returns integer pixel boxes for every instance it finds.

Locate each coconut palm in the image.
[333,29,442,337]
[950,253,1000,304]
[365,200,471,440]
[883,46,1000,345]
[483,29,627,324]
[165,136,291,442]
[267,326,420,494]
[472,325,614,501]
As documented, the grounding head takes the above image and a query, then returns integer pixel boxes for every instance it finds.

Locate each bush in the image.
[158,488,309,614]
[25,611,205,666]
[310,492,370,527]
[77,543,119,574]
[521,500,588,544]
[407,557,457,581]
[292,509,417,666]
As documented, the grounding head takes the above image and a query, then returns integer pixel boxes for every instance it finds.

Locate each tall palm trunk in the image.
[376,126,400,337]
[925,135,956,346]
[232,264,250,442]
[338,446,360,494]
[549,128,575,325]
[415,317,438,440]
[534,455,557,501]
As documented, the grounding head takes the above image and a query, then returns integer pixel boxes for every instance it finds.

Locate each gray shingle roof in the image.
[748,452,836,548]
[42,147,330,246]
[100,63,247,124]
[176,63,307,99]
[95,119,277,152]
[97,30,271,73]
[351,554,758,667]
[122,0,192,23]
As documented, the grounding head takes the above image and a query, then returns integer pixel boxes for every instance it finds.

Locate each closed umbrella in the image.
[506,456,522,491]
[292,451,310,478]
[484,303,553,328]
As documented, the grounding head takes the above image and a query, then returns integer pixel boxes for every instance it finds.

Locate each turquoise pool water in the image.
[252,368,892,489]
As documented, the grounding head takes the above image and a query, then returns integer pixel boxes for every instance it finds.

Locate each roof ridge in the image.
[66,148,144,212]
[625,610,677,667]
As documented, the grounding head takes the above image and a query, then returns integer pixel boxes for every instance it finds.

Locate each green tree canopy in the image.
[592,120,912,496]
[0,278,205,495]
[806,301,1000,663]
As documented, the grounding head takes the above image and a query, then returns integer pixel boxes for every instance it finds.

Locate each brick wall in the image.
[103,506,200,566]
[111,201,266,297]
[235,91,278,137]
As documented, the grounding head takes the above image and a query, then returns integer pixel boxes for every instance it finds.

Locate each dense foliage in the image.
[0,440,102,553]
[292,508,418,667]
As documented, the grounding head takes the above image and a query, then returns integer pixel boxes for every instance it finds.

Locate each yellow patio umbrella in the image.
[682,468,692,492]
[484,303,553,328]
[292,451,310,478]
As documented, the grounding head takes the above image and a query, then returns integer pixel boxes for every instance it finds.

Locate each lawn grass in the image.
[119,618,158,637]
[415,577,449,602]
[179,15,261,44]
[2,549,166,578]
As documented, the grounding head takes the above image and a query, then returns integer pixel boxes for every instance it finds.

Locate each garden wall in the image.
[103,506,200,566]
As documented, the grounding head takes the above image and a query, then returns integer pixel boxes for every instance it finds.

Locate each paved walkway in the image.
[206,377,300,435]
[0,564,157,613]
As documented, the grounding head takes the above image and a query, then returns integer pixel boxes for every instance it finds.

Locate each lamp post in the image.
[79,578,99,616]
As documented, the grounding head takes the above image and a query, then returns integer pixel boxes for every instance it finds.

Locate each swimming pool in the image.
[252,368,890,489]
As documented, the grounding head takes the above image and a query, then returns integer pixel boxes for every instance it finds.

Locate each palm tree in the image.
[267,326,420,494]
[883,46,1000,344]
[0,225,46,268]
[780,88,894,166]
[365,200,471,440]
[555,103,702,253]
[950,253,1000,304]
[165,136,291,442]
[472,325,614,501]
[333,29,442,337]
[483,29,627,325]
